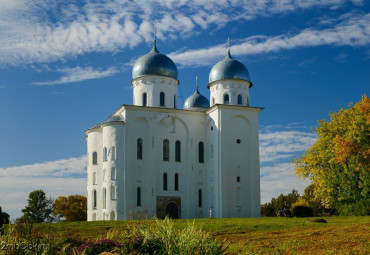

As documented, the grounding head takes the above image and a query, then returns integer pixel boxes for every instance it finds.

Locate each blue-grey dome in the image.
[184,87,210,110]
[208,50,251,86]
[132,41,178,80]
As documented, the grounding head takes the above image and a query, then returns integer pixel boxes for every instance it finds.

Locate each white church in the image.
[86,39,262,221]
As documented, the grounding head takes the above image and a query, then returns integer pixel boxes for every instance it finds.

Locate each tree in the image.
[20,190,53,223]
[294,95,370,215]
[0,206,10,231]
[260,189,301,216]
[53,195,87,221]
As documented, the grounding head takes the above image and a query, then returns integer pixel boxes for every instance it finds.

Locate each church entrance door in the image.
[165,201,179,219]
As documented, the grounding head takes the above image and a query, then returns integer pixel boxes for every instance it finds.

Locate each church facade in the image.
[86,40,262,221]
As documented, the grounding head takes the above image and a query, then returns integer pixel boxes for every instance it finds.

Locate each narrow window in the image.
[111,146,116,160]
[163,139,169,161]
[163,173,168,191]
[247,97,250,106]
[224,94,229,104]
[175,140,181,162]
[103,147,107,161]
[103,188,106,209]
[92,152,98,165]
[237,176,240,182]
[198,189,202,208]
[137,187,141,206]
[238,95,242,105]
[137,138,143,160]
[111,167,116,180]
[160,92,165,106]
[199,142,204,163]
[212,97,215,105]
[174,173,179,191]
[142,93,147,106]
[93,172,97,185]
[174,95,176,109]
[111,184,116,200]
[93,190,97,209]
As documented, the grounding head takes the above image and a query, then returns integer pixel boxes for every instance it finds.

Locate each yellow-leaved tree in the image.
[53,194,87,221]
[294,95,370,215]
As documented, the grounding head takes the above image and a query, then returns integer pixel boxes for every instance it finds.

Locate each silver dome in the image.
[132,40,178,80]
[184,86,210,110]
[208,50,251,86]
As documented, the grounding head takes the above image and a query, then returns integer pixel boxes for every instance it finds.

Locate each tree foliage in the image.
[0,206,10,231]
[261,189,300,216]
[20,190,53,223]
[294,95,370,215]
[53,194,87,221]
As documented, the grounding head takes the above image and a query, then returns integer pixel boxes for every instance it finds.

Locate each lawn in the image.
[2,216,369,254]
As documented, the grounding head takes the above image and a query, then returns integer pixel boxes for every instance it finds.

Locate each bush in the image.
[338,199,370,216]
[292,205,314,217]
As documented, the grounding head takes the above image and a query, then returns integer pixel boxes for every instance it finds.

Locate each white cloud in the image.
[0,0,363,66]
[0,155,87,220]
[31,66,118,85]
[170,12,370,67]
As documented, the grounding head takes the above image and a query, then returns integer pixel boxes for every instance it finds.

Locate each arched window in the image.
[111,167,116,180]
[93,190,97,209]
[111,146,116,160]
[174,173,179,191]
[223,94,229,104]
[199,142,204,163]
[111,184,116,200]
[163,139,169,161]
[163,173,168,190]
[137,138,143,160]
[142,93,147,106]
[137,187,141,206]
[174,95,176,109]
[160,92,165,106]
[212,97,215,105]
[93,172,97,185]
[92,152,98,165]
[237,95,242,105]
[198,189,202,208]
[103,188,107,209]
[175,140,181,162]
[103,147,107,161]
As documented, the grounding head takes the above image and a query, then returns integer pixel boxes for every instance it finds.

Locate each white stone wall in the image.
[131,75,179,108]
[209,79,250,106]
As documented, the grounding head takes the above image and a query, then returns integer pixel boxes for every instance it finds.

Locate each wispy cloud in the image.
[0,0,364,66]
[170,12,370,67]
[31,66,118,85]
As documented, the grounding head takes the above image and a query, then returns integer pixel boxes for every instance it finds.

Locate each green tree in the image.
[53,194,87,221]
[260,189,301,216]
[294,95,370,215]
[0,206,10,231]
[20,190,54,223]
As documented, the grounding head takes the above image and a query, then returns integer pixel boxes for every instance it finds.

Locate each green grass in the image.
[2,216,369,254]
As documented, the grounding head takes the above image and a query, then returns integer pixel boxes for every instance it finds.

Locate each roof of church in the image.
[183,86,210,110]
[208,50,251,86]
[132,40,178,80]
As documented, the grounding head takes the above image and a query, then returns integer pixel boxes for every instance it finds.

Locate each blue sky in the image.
[0,0,369,220]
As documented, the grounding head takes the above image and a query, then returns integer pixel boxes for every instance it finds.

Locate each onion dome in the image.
[184,86,210,110]
[208,50,251,86]
[132,40,178,80]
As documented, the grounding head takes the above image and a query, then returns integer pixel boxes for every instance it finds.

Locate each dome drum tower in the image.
[132,40,179,109]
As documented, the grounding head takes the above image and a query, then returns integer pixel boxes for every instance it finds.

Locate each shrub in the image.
[338,199,370,216]
[292,205,314,217]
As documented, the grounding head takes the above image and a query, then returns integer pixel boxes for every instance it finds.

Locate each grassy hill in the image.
[1,216,369,254]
